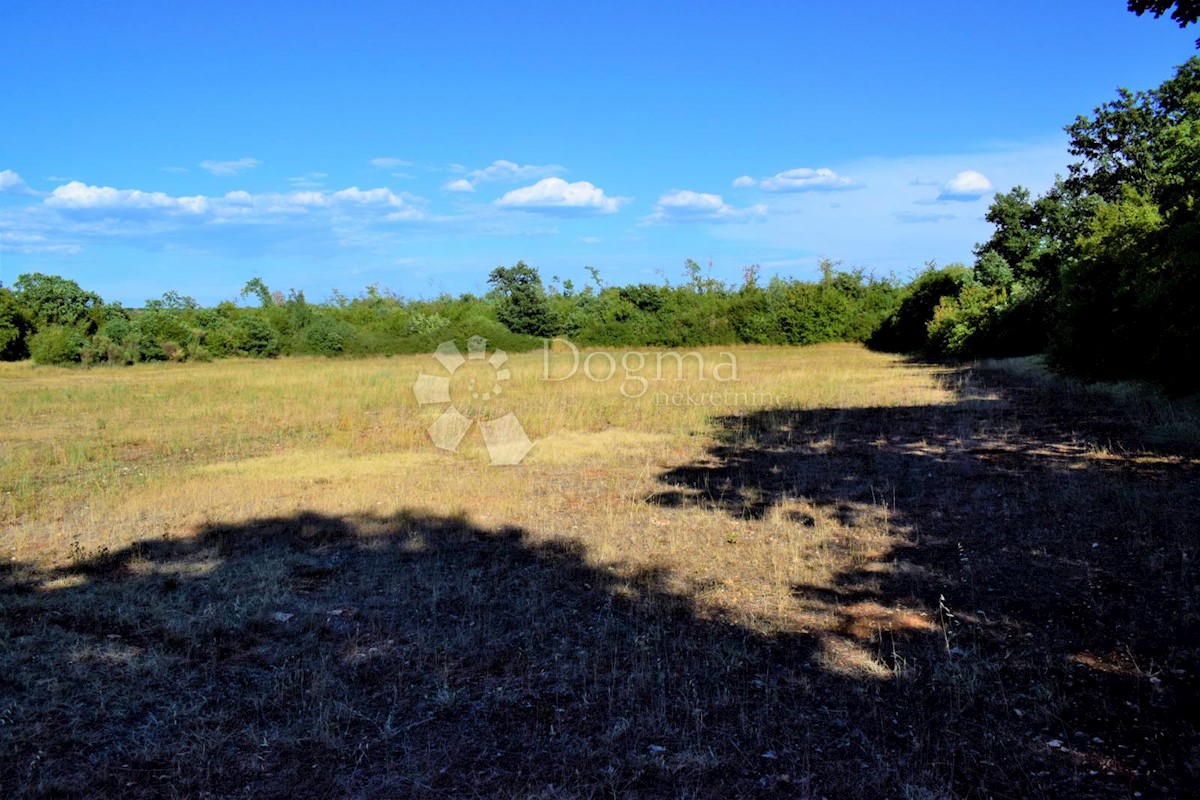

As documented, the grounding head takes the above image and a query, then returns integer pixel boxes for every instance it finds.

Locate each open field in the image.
[2,343,1198,798]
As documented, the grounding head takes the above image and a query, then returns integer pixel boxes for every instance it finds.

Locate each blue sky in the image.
[1,1,1196,305]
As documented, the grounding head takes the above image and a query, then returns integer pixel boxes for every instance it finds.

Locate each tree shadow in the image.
[2,364,1197,798]
[649,362,1200,797]
[3,508,872,799]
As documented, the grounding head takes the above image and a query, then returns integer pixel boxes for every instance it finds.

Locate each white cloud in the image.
[495,177,627,215]
[369,157,413,169]
[198,158,261,176]
[329,187,406,206]
[580,235,601,244]
[29,179,424,232]
[732,175,756,189]
[208,186,419,221]
[160,166,190,174]
[447,160,566,192]
[470,159,563,183]
[642,189,766,225]
[760,167,861,193]
[936,170,993,201]
[0,170,37,196]
[46,181,211,214]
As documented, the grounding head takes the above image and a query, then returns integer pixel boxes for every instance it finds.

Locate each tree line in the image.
[0,259,906,366]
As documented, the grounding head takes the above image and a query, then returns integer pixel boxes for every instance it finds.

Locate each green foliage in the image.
[300,316,354,356]
[1049,188,1186,387]
[926,283,1044,360]
[29,325,86,365]
[13,273,103,332]
[488,262,557,337]
[3,260,910,367]
[405,312,451,336]
[1128,1,1200,46]
[238,315,281,358]
[0,287,32,361]
[774,282,852,345]
[869,264,975,353]
[241,277,275,309]
[974,251,1014,289]
[131,297,196,361]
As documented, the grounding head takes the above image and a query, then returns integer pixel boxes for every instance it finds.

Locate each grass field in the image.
[2,343,1198,798]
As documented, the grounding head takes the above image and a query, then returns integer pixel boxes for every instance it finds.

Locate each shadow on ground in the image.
[2,365,1198,798]
[649,363,1200,797]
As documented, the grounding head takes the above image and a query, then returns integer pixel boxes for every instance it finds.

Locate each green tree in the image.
[487,261,556,337]
[241,277,275,308]
[1129,0,1200,44]
[13,272,103,332]
[869,264,974,353]
[0,287,32,360]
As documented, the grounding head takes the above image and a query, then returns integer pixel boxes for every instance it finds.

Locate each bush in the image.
[405,312,451,336]
[238,315,280,358]
[869,264,974,353]
[29,325,85,365]
[774,283,852,345]
[0,288,31,361]
[302,316,351,356]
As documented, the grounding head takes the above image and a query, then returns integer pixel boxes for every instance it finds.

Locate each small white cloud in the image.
[760,167,860,193]
[496,177,627,215]
[0,170,37,196]
[328,187,409,206]
[160,166,190,174]
[580,235,601,244]
[447,160,566,192]
[732,175,756,189]
[642,189,766,225]
[469,159,564,184]
[369,157,413,169]
[936,170,993,202]
[198,158,261,176]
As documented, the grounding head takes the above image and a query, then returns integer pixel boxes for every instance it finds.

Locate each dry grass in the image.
[2,343,1197,798]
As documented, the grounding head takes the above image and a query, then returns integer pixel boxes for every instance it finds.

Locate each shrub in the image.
[302,316,350,356]
[406,312,451,336]
[869,264,974,353]
[0,288,31,361]
[238,315,280,358]
[29,325,85,365]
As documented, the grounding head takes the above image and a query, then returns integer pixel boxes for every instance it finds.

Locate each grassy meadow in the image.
[2,343,1198,798]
